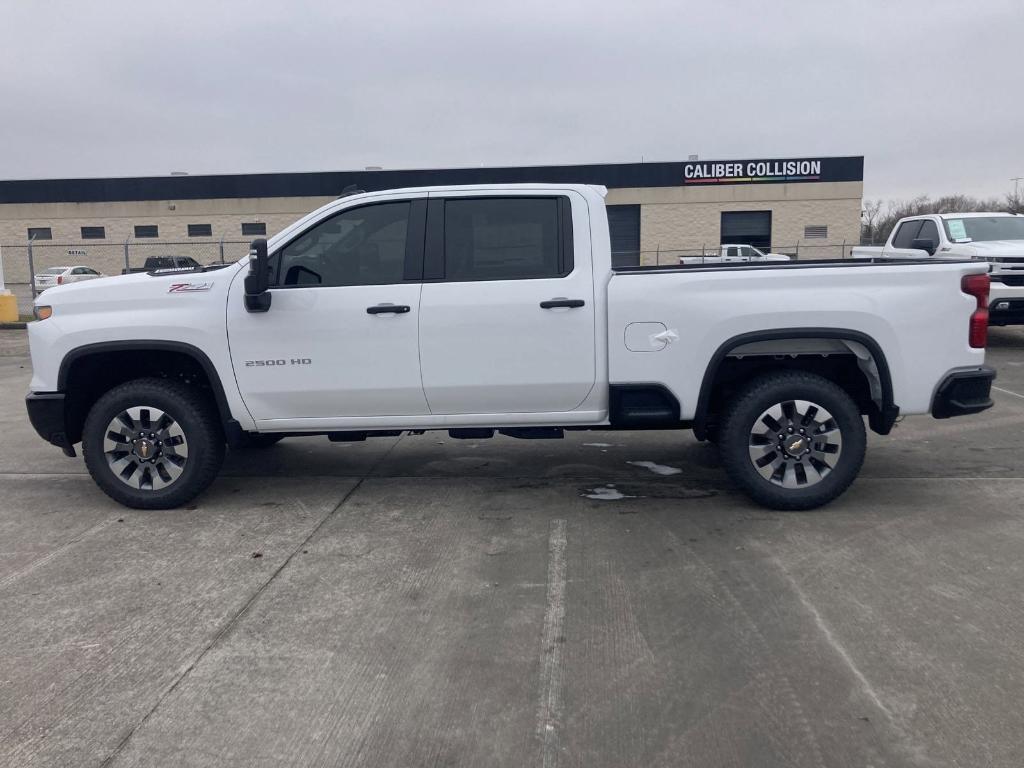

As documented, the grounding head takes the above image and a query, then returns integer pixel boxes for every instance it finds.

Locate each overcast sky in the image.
[1,0,1021,201]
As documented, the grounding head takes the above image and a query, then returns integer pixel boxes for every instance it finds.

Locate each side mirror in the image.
[911,237,937,256]
[244,238,272,313]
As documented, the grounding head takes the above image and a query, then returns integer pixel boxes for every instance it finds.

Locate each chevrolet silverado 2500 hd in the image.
[853,212,1024,326]
[26,184,995,511]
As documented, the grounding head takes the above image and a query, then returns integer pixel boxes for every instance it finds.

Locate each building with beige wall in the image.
[0,157,863,283]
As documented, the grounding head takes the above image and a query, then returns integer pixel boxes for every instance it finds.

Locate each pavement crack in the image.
[0,516,118,590]
[94,439,406,767]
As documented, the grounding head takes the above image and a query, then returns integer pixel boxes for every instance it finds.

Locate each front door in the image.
[227,196,429,423]
[418,193,596,415]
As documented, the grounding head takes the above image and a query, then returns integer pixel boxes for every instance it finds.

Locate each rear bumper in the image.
[931,367,996,419]
[989,297,1024,326]
[25,392,76,456]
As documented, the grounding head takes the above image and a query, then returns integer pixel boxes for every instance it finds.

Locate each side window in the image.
[274,201,411,287]
[891,220,923,249]
[916,220,940,244]
[441,197,570,282]
[726,246,740,258]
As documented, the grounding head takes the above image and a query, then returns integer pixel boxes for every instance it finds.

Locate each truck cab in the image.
[853,212,1024,325]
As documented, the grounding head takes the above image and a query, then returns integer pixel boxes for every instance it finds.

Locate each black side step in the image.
[328,430,403,442]
[498,427,564,439]
[449,428,494,439]
[609,384,681,428]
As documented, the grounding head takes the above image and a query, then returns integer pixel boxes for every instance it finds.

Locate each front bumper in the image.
[26,392,76,456]
[989,297,1024,326]
[931,367,996,419]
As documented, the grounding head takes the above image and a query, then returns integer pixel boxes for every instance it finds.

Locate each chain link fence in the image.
[0,239,251,299]
[1,237,864,307]
[620,241,861,266]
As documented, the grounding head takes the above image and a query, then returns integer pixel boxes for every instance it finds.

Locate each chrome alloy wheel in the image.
[747,399,843,489]
[103,406,189,491]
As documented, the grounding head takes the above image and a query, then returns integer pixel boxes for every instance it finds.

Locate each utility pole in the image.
[1012,177,1023,198]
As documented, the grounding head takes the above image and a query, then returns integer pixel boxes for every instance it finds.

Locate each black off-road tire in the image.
[718,371,866,510]
[82,378,225,509]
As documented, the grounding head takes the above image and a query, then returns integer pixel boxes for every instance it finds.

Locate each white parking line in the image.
[536,518,568,768]
[993,385,1024,400]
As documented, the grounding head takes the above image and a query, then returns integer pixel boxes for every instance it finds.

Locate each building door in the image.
[607,205,641,267]
[721,211,772,251]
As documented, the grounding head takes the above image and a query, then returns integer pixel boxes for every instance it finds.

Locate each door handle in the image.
[540,298,585,309]
[366,304,411,315]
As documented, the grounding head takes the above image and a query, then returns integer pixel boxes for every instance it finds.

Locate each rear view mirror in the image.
[244,238,272,313]
[911,237,937,256]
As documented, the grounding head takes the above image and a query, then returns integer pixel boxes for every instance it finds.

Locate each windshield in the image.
[43,267,67,274]
[943,216,1024,243]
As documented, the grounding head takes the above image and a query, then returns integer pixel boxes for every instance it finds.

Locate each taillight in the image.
[56,275,63,285]
[961,273,990,349]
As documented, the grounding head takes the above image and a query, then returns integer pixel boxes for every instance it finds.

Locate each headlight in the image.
[33,305,53,321]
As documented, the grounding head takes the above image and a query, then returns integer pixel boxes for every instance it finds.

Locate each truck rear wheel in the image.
[718,371,866,510]
[82,378,225,509]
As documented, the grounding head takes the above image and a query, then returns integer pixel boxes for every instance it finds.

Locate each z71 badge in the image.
[168,282,213,293]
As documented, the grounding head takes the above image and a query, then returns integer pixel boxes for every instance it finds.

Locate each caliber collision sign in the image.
[682,156,863,186]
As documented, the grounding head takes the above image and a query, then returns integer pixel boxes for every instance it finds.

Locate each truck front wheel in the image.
[82,378,225,509]
[718,371,866,510]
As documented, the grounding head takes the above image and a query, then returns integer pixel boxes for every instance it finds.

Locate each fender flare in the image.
[693,328,897,438]
[57,340,239,435]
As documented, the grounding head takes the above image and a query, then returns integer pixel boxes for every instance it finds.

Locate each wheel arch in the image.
[694,328,897,439]
[58,340,238,444]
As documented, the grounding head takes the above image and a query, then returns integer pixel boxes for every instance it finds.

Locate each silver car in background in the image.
[34,265,106,291]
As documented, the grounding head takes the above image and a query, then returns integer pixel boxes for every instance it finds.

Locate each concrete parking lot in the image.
[2,327,1024,767]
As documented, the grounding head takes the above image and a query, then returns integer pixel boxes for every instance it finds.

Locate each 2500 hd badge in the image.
[244,358,312,367]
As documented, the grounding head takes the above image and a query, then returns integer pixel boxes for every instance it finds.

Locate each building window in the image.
[134,224,159,238]
[81,226,106,240]
[804,225,828,239]
[188,223,213,237]
[241,222,267,236]
[28,227,52,240]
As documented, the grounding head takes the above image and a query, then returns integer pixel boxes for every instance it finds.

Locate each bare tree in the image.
[860,199,884,244]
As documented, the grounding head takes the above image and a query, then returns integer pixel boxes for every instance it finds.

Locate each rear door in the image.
[417,192,596,415]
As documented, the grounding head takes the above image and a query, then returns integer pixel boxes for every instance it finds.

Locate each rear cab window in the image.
[425,196,574,282]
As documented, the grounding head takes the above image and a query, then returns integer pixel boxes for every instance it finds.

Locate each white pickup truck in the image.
[853,212,1024,326]
[679,244,790,265]
[26,184,995,511]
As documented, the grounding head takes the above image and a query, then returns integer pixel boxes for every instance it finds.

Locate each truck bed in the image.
[606,257,988,421]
